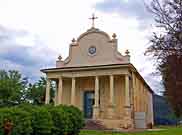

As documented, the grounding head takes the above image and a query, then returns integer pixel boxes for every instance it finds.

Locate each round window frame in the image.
[88,46,97,56]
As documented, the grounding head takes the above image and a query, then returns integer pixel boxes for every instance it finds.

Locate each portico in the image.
[45,65,132,120]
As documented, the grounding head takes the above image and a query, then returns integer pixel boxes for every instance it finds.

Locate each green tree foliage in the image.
[0,70,28,106]
[27,77,55,105]
[145,0,182,118]
[0,69,56,106]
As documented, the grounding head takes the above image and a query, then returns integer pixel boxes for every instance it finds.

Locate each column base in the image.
[107,104,115,119]
[121,106,134,129]
[93,106,100,119]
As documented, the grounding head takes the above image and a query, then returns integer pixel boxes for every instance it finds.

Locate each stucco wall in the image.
[114,76,125,118]
[132,72,154,125]
[147,92,154,125]
[62,79,71,105]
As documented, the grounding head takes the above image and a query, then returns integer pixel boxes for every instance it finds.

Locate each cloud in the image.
[95,0,153,29]
[0,0,161,93]
[144,73,164,95]
[0,25,57,82]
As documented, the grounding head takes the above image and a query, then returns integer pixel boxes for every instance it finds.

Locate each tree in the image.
[161,55,182,117]
[27,77,55,105]
[145,0,182,118]
[0,70,28,106]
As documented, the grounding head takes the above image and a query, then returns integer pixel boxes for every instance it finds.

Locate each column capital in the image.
[71,77,76,82]
[59,76,63,79]
[125,74,130,77]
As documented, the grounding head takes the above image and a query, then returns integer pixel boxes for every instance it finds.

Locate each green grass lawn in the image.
[80,126,182,135]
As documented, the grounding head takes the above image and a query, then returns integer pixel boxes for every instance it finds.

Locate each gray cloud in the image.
[0,25,57,82]
[95,0,153,30]
[144,73,164,95]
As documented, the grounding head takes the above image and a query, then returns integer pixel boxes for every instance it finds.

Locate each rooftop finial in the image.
[72,38,76,43]
[58,55,62,60]
[125,49,130,55]
[89,13,98,28]
[112,33,117,39]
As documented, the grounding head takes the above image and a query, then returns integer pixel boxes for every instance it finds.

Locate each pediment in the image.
[56,28,130,68]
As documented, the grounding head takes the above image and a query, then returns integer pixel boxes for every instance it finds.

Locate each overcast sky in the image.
[0,0,163,94]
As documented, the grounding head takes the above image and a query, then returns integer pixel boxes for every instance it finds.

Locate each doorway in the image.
[84,91,94,118]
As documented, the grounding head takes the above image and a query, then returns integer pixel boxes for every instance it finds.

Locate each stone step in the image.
[83,119,109,130]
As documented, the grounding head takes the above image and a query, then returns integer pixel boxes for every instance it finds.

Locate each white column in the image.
[122,74,133,129]
[54,81,58,105]
[95,76,99,107]
[131,72,135,106]
[125,75,130,107]
[107,75,115,119]
[110,75,114,105]
[57,77,63,105]
[93,76,99,119]
[71,77,76,105]
[45,78,50,104]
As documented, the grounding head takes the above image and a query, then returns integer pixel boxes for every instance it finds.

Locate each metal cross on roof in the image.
[89,13,98,28]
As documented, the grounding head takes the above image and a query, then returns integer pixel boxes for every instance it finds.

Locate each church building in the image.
[41,15,154,130]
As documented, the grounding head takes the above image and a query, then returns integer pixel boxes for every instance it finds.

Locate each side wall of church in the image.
[147,91,154,125]
[132,73,154,125]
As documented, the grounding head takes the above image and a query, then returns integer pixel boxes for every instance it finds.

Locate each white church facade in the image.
[41,17,154,130]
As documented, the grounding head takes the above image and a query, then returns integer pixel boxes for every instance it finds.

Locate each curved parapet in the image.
[56,27,130,68]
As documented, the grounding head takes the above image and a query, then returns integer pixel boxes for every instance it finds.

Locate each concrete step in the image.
[83,119,108,130]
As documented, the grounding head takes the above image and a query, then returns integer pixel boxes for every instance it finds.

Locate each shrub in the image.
[62,105,85,135]
[16,103,38,113]
[0,104,84,135]
[0,107,32,135]
[48,105,71,135]
[31,107,53,135]
[48,105,85,135]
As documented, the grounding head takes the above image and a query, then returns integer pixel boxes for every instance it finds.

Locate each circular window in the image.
[88,46,96,56]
